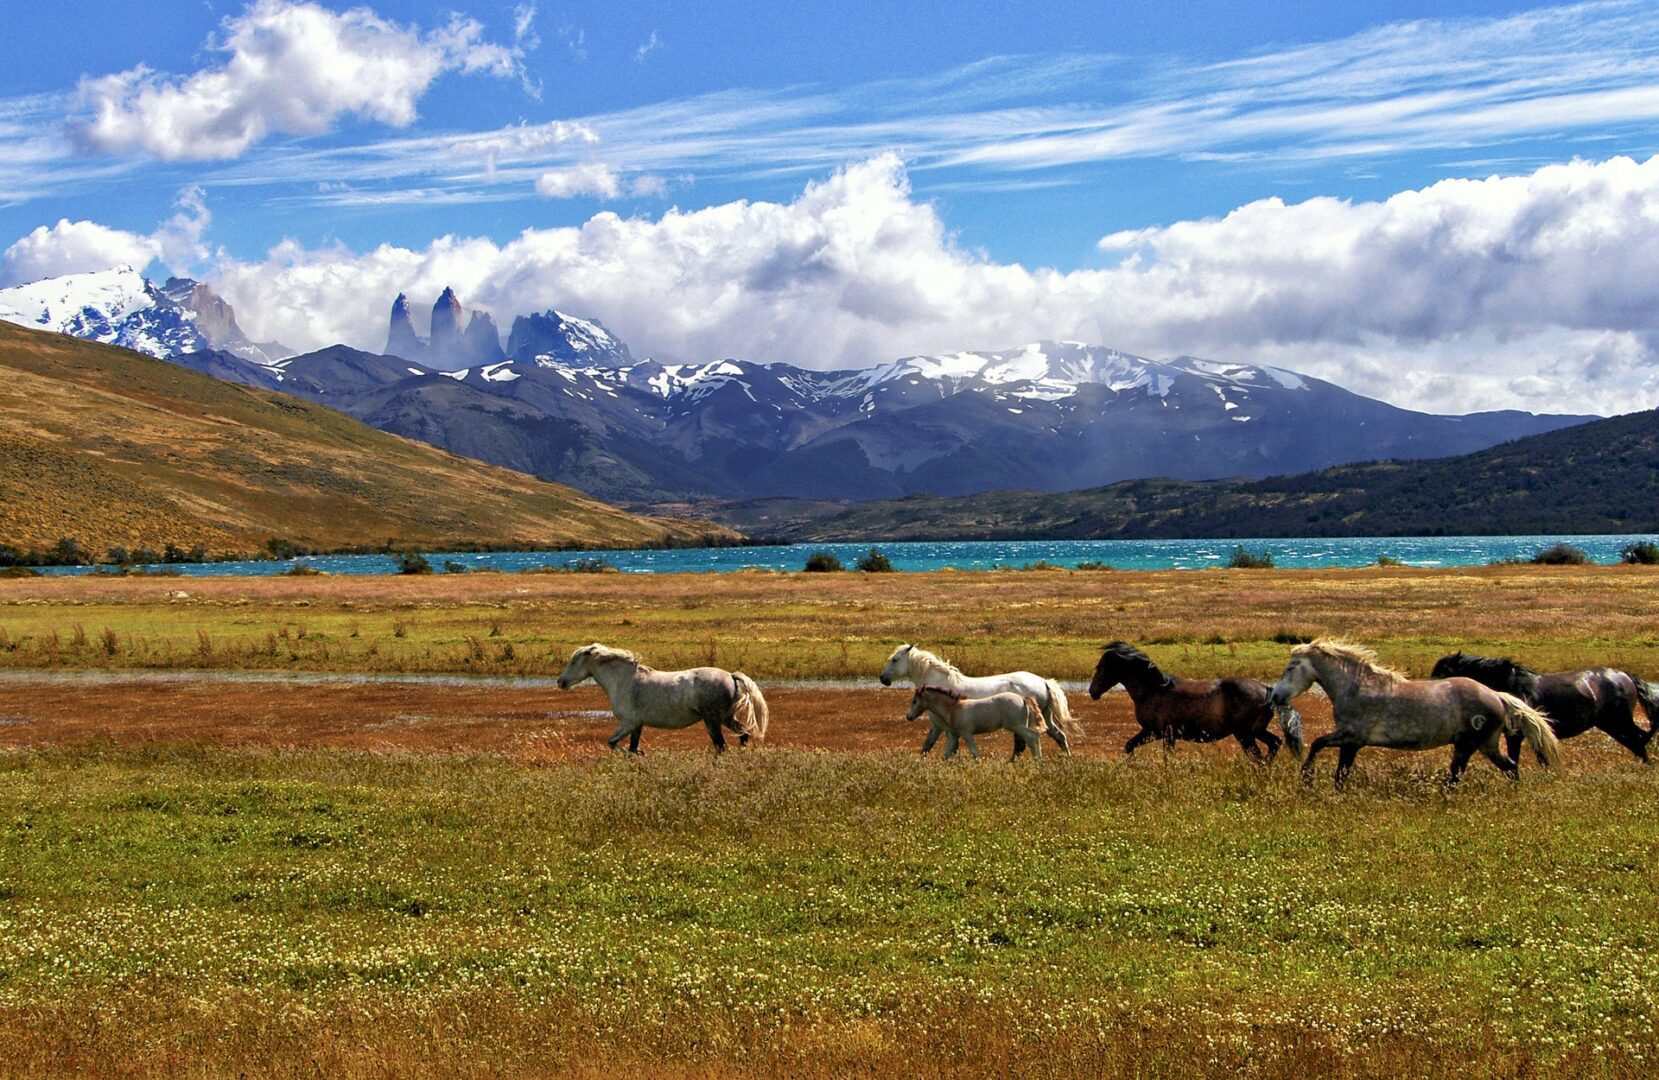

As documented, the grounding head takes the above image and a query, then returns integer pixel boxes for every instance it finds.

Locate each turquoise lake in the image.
[33,534,1659,576]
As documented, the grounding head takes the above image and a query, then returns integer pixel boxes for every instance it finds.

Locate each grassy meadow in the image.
[2,565,1659,1076]
[3,563,1659,682]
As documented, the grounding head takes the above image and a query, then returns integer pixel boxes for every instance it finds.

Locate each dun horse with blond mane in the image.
[1270,639,1560,788]
[556,643,769,754]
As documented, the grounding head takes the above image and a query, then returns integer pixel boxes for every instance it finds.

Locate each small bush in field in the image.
[855,548,893,573]
[1621,541,1659,565]
[1532,542,1589,565]
[1226,546,1274,569]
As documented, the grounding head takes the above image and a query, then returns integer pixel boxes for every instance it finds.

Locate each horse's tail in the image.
[1044,679,1083,738]
[1024,695,1047,734]
[1630,676,1659,746]
[731,672,770,743]
[1275,703,1304,759]
[1497,691,1560,768]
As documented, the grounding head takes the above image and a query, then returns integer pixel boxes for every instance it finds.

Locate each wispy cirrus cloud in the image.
[175,0,1659,209]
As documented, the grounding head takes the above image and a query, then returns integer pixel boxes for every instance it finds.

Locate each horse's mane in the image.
[1442,652,1541,681]
[1299,638,1406,684]
[578,643,642,666]
[1435,651,1541,695]
[913,684,963,701]
[1098,642,1176,689]
[901,644,967,682]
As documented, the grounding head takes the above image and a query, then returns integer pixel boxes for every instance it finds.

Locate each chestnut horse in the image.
[1088,642,1302,761]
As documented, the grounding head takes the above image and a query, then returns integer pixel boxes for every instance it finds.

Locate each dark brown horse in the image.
[1430,652,1659,764]
[1089,642,1302,761]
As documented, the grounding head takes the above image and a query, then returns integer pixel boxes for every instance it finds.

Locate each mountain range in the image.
[0,269,1595,508]
[720,407,1659,541]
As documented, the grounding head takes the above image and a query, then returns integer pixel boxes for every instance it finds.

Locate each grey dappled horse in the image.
[1270,639,1560,788]
[556,643,769,754]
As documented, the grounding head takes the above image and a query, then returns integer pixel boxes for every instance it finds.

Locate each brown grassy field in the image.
[0,321,733,556]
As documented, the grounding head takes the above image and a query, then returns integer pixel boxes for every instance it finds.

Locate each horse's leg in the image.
[703,717,727,754]
[960,732,981,760]
[1598,714,1650,762]
[920,720,945,756]
[1504,729,1524,768]
[1447,728,1489,784]
[1124,728,1154,757]
[941,729,959,760]
[1010,730,1025,762]
[1301,733,1342,784]
[1478,733,1519,781]
[609,719,645,754]
[1333,745,1361,790]
[1026,727,1042,760]
[1257,728,1282,763]
[1233,731,1265,764]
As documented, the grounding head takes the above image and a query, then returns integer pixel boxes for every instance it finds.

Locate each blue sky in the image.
[5,0,1659,413]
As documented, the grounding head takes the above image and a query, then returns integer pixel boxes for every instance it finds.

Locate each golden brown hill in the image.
[0,322,737,556]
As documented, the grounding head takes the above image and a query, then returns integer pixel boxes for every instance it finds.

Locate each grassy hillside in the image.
[0,323,736,556]
[748,409,1659,541]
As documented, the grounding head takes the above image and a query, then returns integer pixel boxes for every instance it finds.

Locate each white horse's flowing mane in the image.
[1299,638,1405,684]
[577,643,643,666]
[901,644,966,682]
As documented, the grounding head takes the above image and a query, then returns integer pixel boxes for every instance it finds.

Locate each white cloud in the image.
[192,0,1659,208]
[0,187,211,286]
[71,0,525,161]
[634,31,661,63]
[535,163,621,199]
[194,153,1659,414]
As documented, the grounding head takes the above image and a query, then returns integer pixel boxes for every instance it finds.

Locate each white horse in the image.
[906,687,1047,760]
[1270,639,1560,788]
[556,643,769,754]
[880,644,1079,753]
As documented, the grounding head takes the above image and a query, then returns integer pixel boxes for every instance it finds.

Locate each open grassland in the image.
[0,322,732,555]
[1,745,1657,1078]
[3,564,1659,682]
[3,564,1659,1076]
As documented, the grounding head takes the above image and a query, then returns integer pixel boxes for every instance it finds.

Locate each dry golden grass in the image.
[2,563,1657,680]
[0,322,733,555]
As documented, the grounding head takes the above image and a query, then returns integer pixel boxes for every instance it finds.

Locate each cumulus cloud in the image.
[71,0,525,161]
[199,153,1659,414]
[0,187,210,286]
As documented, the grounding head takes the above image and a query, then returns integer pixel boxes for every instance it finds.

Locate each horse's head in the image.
[557,643,604,690]
[1090,642,1168,699]
[1269,646,1319,707]
[906,685,953,721]
[1428,652,1468,680]
[880,644,913,687]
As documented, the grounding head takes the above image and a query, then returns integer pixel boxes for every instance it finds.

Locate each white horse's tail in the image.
[1497,691,1560,767]
[1024,695,1048,733]
[1044,679,1082,738]
[1275,704,1304,759]
[731,672,770,743]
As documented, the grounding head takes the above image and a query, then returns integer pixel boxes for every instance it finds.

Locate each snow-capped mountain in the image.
[3,268,1591,505]
[181,333,1590,504]
[0,266,289,364]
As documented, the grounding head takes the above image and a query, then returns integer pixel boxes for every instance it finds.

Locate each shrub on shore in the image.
[1226,546,1274,569]
[803,551,843,572]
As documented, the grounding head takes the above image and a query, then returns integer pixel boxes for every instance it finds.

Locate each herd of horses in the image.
[555,639,1659,787]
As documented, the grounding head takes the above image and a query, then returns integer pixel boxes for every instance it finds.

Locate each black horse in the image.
[1089,642,1302,761]
[1430,651,1659,764]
